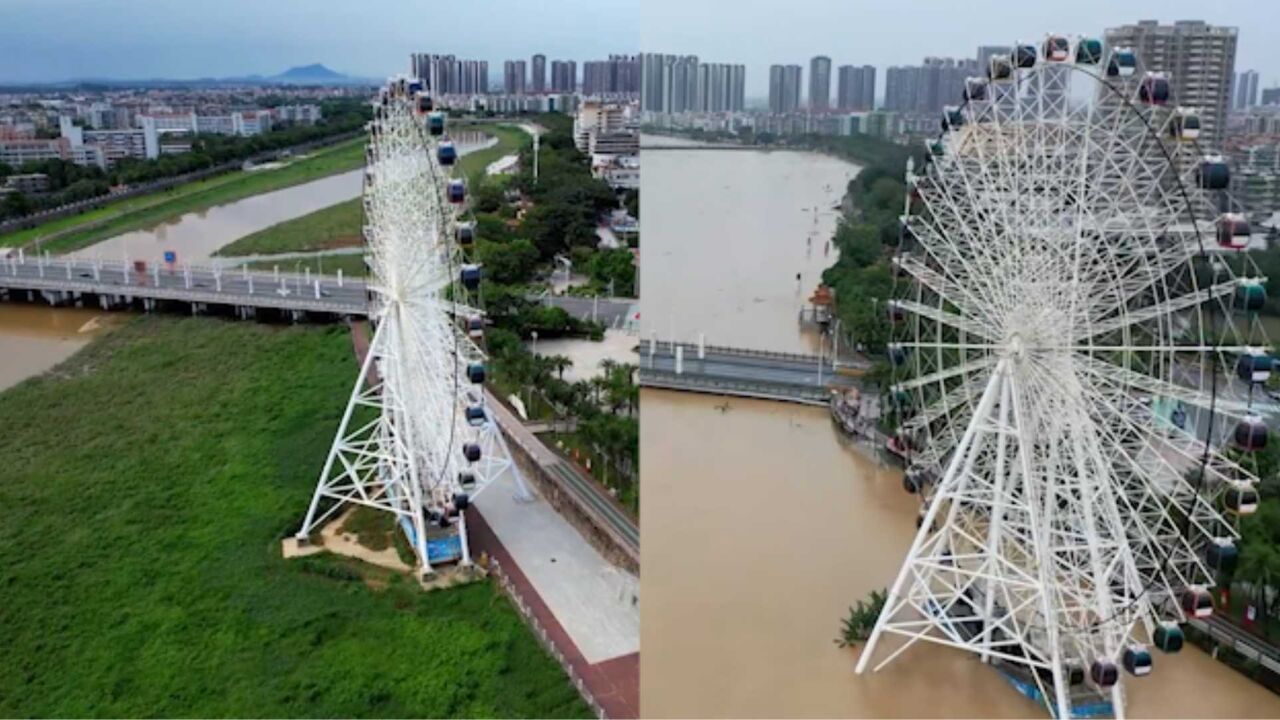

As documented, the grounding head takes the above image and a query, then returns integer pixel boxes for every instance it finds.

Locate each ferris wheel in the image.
[295,78,528,580]
[856,35,1271,718]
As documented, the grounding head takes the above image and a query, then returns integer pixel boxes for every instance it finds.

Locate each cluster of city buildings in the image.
[573,100,639,189]
[409,53,639,113]
[1,88,335,170]
[639,55,747,114]
[645,21,1274,151]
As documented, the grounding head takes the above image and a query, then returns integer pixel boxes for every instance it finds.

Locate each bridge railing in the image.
[0,252,369,292]
[639,367,832,404]
[640,339,828,365]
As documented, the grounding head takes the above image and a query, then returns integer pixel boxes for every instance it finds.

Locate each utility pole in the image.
[533,130,540,184]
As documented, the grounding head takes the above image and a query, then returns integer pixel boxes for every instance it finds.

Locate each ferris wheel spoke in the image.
[1074,355,1254,419]
[892,299,1000,342]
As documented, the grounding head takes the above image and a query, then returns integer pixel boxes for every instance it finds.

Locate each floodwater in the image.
[639,143,1280,717]
[0,303,123,391]
[66,133,495,265]
[639,136,858,355]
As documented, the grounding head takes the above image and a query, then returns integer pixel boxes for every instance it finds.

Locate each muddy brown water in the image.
[0,304,124,391]
[638,144,1280,717]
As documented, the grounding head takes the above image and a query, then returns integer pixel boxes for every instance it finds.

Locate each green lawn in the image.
[218,197,364,257]
[5,137,366,255]
[0,316,588,718]
[216,126,526,263]
[243,252,369,278]
[455,124,528,188]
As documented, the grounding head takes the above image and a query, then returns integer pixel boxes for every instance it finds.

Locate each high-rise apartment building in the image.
[768,64,802,114]
[550,60,578,93]
[582,55,641,96]
[1104,20,1237,148]
[884,57,976,113]
[639,54,744,114]
[809,56,832,111]
[1235,69,1259,110]
[503,60,528,95]
[531,54,547,93]
[411,54,489,95]
[836,65,875,111]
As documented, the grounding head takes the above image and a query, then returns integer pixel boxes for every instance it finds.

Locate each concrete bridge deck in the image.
[0,253,368,316]
[636,340,869,405]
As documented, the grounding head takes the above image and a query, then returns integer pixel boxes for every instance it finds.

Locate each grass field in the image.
[217,197,364,257]
[243,252,368,278]
[216,125,526,263]
[0,316,588,718]
[4,137,366,255]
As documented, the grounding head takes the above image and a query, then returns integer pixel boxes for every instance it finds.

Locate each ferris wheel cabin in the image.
[1075,37,1103,65]
[437,141,458,166]
[1217,213,1252,249]
[1225,481,1260,515]
[1172,109,1202,141]
[1138,72,1171,106]
[1043,35,1070,62]
[428,111,446,136]
[1107,47,1138,78]
[1237,278,1267,311]
[1182,586,1215,619]
[1198,155,1230,189]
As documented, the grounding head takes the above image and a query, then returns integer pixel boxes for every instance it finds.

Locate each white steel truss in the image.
[296,78,528,579]
[860,36,1271,719]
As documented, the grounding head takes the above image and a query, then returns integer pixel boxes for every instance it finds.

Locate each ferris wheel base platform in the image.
[995,666,1113,719]
[399,516,464,565]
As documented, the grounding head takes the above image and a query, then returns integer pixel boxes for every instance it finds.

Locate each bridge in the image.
[0,252,367,318]
[636,340,868,405]
[0,251,638,326]
[639,144,774,152]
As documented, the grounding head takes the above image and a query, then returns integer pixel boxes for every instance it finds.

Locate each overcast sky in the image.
[1,0,639,83]
[642,0,1280,98]
[4,0,1277,95]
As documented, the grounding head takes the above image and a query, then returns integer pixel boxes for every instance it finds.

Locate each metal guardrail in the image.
[643,340,827,365]
[488,559,609,719]
[1191,616,1280,673]
[0,254,368,315]
[639,367,831,406]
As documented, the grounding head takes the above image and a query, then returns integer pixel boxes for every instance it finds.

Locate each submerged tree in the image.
[836,588,887,648]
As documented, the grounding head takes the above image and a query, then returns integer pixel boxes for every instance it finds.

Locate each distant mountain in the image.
[0,63,378,90]
[271,64,348,83]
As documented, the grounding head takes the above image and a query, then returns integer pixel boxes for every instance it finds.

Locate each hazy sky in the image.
[642,0,1280,98]
[1,0,639,83]
[4,0,1277,95]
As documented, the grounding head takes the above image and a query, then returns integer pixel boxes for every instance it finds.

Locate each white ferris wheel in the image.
[856,35,1272,718]
[296,78,528,579]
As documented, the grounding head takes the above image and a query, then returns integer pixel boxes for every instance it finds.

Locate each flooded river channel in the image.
[638,141,1280,717]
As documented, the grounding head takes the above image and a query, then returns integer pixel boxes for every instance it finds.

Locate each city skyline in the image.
[641,0,1280,98]
[0,0,639,83]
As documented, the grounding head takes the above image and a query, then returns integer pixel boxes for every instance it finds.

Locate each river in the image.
[638,141,1280,717]
[0,132,499,389]
[0,303,124,391]
[64,132,495,265]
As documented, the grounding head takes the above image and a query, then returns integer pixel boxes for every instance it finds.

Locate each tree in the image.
[476,238,539,285]
[836,588,887,648]
[588,248,637,297]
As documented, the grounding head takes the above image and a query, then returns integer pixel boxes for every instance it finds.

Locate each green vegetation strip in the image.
[0,316,588,718]
[243,252,368,278]
[218,197,363,257]
[218,125,527,261]
[7,137,366,255]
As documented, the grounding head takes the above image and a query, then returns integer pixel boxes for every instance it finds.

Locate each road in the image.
[0,254,366,315]
[638,341,863,389]
[540,294,638,329]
